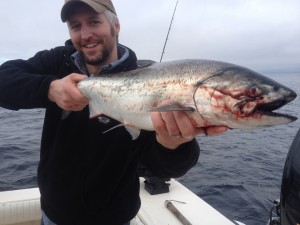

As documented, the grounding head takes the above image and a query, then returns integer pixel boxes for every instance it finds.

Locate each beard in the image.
[81,47,111,66]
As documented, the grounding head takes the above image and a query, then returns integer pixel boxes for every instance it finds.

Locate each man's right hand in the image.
[48,73,89,111]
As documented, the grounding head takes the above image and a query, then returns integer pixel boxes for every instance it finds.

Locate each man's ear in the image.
[115,19,120,34]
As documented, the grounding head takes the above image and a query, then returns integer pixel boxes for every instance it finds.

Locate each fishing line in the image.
[160,0,179,62]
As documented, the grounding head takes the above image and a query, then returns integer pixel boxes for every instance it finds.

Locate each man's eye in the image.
[90,20,100,25]
[70,24,80,30]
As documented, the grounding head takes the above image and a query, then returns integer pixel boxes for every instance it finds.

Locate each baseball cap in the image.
[61,0,116,22]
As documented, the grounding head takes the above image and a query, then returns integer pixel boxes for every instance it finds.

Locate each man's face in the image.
[67,5,119,66]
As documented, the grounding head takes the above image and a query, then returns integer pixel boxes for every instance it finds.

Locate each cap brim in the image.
[61,0,107,22]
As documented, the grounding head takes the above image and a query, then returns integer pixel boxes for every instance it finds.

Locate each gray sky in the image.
[1,0,299,74]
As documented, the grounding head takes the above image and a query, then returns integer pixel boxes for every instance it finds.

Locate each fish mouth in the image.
[257,98,291,112]
[254,93,297,122]
[255,110,297,121]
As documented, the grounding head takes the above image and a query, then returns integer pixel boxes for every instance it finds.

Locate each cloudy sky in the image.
[1,0,299,74]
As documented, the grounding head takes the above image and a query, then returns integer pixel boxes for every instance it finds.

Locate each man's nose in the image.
[80,26,92,39]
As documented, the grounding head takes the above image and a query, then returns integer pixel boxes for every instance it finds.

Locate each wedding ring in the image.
[169,133,182,139]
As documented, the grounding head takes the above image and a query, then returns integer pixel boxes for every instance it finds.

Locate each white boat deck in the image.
[137,178,237,225]
[0,178,243,225]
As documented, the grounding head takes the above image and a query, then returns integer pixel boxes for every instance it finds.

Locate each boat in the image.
[0,178,245,225]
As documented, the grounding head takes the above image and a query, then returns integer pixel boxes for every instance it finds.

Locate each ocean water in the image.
[0,74,299,225]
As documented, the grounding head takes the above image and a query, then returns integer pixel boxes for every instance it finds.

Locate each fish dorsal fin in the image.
[137,60,156,68]
[150,103,195,112]
[103,124,141,140]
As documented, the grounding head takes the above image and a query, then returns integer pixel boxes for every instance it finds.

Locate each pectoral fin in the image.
[150,103,195,112]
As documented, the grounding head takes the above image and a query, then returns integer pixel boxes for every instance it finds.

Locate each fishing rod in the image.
[160,0,179,62]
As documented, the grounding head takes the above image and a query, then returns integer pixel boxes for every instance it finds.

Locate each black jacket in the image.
[280,128,300,225]
[0,41,200,225]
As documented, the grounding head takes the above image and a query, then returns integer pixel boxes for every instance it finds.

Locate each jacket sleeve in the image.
[138,131,200,178]
[0,47,65,110]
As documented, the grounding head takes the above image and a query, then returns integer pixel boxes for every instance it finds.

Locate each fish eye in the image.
[247,87,260,97]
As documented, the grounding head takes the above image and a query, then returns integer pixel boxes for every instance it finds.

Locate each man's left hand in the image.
[151,111,228,149]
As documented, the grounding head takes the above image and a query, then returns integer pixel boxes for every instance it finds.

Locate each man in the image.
[0,0,227,224]
[280,128,300,225]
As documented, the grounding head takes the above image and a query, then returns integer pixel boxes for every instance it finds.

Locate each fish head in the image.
[193,66,297,129]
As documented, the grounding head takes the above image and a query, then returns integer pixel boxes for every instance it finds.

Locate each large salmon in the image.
[77,59,297,139]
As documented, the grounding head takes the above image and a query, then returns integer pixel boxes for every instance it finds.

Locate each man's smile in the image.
[84,42,99,48]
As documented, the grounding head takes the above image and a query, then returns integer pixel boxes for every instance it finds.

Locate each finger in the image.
[67,104,86,112]
[66,74,89,105]
[71,86,89,104]
[206,126,228,135]
[160,112,180,136]
[173,111,195,139]
[194,126,228,136]
[151,112,178,138]
[59,84,88,109]
[151,112,195,149]
[69,73,88,83]
[151,112,167,134]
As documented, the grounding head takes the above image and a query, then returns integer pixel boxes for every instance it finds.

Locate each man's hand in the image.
[151,111,228,149]
[48,73,89,111]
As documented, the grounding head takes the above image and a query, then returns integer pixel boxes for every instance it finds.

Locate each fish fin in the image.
[137,60,156,68]
[103,124,141,140]
[89,101,103,118]
[61,110,71,120]
[150,104,196,112]
[102,124,125,134]
[125,126,141,140]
